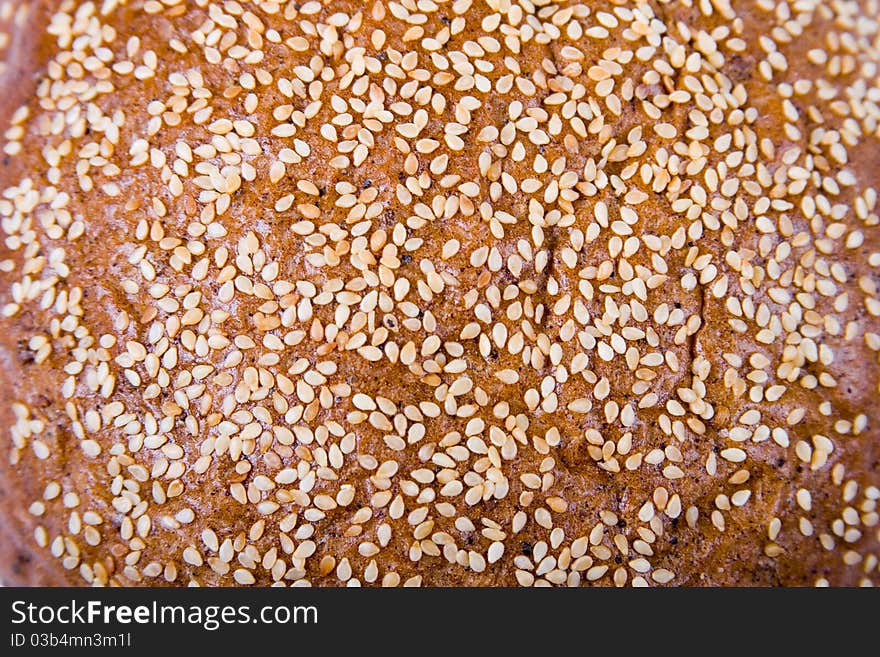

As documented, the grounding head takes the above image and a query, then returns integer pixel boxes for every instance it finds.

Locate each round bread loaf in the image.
[0,0,878,587]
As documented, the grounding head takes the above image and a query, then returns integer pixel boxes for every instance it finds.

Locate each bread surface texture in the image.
[0,0,879,587]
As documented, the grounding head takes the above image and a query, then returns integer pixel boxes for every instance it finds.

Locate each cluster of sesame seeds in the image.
[0,0,878,586]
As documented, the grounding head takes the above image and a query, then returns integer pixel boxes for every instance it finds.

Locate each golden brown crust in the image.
[0,0,878,587]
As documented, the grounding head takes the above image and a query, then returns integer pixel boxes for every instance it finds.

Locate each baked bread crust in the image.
[0,0,878,587]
